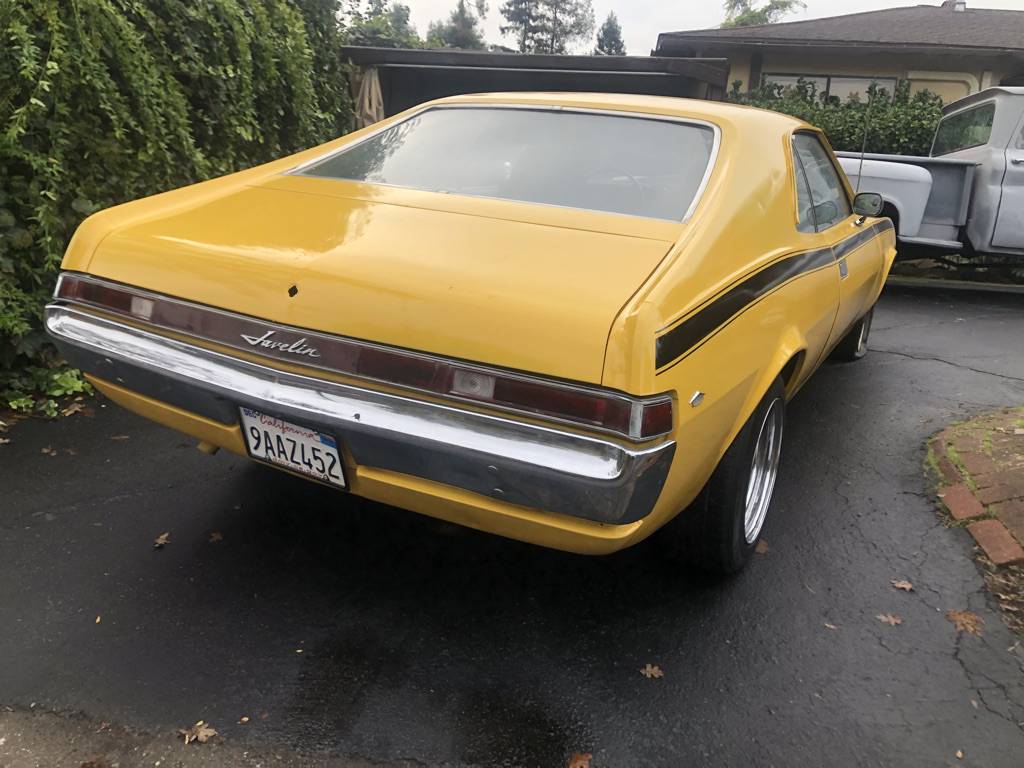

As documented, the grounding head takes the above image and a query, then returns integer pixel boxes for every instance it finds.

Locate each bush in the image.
[728,79,944,156]
[0,0,352,414]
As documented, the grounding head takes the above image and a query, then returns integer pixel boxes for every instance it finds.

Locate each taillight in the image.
[54,273,674,440]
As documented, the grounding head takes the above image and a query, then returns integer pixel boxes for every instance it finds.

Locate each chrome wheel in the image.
[743,398,784,544]
[856,312,873,357]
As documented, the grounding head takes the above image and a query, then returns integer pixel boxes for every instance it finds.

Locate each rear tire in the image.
[832,307,874,362]
[663,377,786,576]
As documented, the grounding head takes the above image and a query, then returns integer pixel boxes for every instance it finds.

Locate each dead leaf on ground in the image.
[876,613,903,626]
[209,531,223,543]
[956,749,964,759]
[640,663,663,679]
[41,446,57,457]
[95,615,101,624]
[0,438,10,446]
[153,532,170,549]
[568,753,592,768]
[95,721,111,733]
[109,434,130,441]
[64,448,78,456]
[824,622,838,630]
[61,402,84,417]
[238,715,249,724]
[179,720,218,744]
[755,539,769,554]
[890,579,914,592]
[946,609,984,636]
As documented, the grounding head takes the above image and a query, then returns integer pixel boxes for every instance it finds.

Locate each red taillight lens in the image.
[55,273,674,440]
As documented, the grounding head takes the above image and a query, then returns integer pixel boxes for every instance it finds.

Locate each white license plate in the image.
[239,407,346,488]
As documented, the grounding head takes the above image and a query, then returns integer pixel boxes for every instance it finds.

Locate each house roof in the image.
[657,2,1024,55]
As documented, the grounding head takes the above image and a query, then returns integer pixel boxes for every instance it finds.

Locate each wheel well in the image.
[881,201,900,233]
[779,351,805,397]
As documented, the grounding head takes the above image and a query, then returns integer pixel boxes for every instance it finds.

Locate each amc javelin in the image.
[47,93,895,574]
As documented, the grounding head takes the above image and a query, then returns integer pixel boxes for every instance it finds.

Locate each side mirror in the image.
[853,192,883,217]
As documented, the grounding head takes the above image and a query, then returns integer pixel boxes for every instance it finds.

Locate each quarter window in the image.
[931,102,996,156]
[792,133,851,232]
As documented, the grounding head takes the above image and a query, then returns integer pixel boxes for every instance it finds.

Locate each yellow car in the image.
[46,93,895,573]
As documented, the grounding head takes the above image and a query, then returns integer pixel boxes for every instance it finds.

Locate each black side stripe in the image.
[654,219,893,371]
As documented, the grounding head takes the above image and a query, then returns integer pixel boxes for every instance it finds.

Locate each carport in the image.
[341,46,729,127]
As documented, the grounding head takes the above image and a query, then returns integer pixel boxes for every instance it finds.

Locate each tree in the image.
[344,0,422,48]
[721,0,804,28]
[593,11,625,55]
[500,0,594,54]
[428,0,487,49]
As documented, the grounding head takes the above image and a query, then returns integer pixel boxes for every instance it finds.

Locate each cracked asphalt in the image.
[2,285,1023,767]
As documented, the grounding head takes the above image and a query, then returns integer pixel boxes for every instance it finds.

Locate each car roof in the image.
[424,91,810,133]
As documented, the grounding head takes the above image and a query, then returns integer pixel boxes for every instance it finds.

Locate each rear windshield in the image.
[931,102,996,156]
[300,107,716,221]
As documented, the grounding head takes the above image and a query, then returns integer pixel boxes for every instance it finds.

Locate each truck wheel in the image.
[663,377,786,576]
[832,307,874,362]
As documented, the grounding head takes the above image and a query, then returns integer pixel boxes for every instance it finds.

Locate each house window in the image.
[764,73,897,101]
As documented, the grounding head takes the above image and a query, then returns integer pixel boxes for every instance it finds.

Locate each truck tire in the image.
[832,307,874,362]
[663,377,786,576]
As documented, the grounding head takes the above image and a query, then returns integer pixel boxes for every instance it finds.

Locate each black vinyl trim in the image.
[654,219,893,371]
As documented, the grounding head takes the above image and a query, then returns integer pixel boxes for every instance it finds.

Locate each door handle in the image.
[1012,158,1024,166]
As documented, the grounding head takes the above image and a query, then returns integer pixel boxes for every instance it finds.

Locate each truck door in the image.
[991,111,1024,249]
[793,133,885,353]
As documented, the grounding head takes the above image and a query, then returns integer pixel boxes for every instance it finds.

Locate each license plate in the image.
[239,407,346,488]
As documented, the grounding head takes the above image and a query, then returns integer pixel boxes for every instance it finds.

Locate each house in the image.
[655,0,1024,103]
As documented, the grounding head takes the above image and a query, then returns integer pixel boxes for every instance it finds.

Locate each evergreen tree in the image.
[428,0,487,49]
[721,0,804,28]
[593,11,625,55]
[499,0,594,54]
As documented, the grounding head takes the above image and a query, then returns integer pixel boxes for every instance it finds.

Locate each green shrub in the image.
[729,79,944,156]
[0,0,352,414]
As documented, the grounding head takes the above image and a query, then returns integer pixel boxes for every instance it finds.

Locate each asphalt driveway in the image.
[2,285,1023,767]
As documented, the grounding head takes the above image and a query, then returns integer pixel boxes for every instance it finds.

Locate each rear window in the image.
[300,107,717,221]
[932,102,996,156]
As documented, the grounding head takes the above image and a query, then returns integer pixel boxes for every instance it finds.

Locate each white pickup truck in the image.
[838,86,1024,259]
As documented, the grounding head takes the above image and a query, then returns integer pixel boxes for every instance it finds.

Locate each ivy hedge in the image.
[0,0,352,415]
[728,80,944,156]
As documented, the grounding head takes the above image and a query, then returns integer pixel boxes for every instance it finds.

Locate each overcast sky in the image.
[404,0,1024,55]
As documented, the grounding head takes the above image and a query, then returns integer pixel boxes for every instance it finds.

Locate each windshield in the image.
[300,106,717,221]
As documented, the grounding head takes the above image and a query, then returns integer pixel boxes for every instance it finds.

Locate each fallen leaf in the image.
[956,749,964,759]
[568,753,592,768]
[295,648,304,654]
[61,402,84,417]
[824,622,838,630]
[946,609,984,636]
[64,448,78,456]
[890,579,914,592]
[41,446,57,457]
[0,438,10,446]
[755,539,769,554]
[640,663,663,679]
[95,721,111,733]
[179,720,217,744]
[153,532,170,549]
[109,434,130,441]
[209,531,223,543]
[876,613,902,626]
[95,615,101,624]
[238,715,249,724]
[970,699,979,709]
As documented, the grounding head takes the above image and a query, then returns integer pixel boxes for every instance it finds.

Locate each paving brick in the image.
[958,451,998,478]
[993,499,1024,546]
[939,483,986,521]
[937,455,962,485]
[967,519,1024,566]
[975,481,1024,506]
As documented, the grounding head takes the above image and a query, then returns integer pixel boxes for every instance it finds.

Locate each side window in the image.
[932,102,996,156]
[793,151,816,233]
[792,133,852,231]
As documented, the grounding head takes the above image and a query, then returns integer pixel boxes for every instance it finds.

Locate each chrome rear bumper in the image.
[45,305,674,524]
